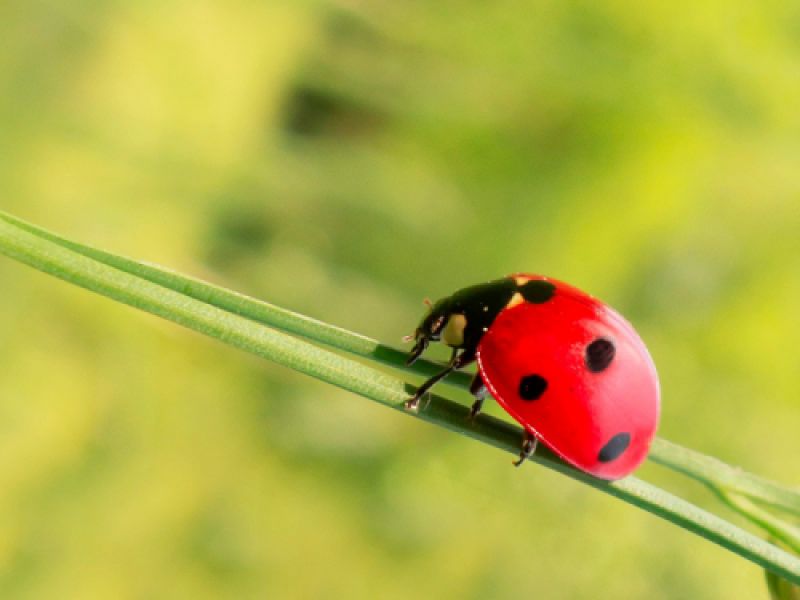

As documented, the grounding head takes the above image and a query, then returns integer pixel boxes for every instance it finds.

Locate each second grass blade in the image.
[3,211,797,518]
[0,213,799,583]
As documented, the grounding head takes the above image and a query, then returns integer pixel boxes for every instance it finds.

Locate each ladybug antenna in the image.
[402,333,415,343]
[423,298,432,308]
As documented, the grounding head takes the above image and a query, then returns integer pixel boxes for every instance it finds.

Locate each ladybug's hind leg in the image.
[512,431,538,467]
[467,373,488,421]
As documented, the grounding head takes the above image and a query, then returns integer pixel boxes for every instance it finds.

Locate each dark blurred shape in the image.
[205,202,274,269]
[281,83,385,138]
[766,565,800,599]
[281,10,389,138]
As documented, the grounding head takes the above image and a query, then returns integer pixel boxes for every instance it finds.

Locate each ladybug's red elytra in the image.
[405,274,660,480]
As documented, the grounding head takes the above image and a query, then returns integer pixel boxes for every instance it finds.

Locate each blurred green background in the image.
[1,1,799,598]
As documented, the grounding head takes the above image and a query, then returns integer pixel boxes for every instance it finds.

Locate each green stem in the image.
[1,212,799,584]
[0,212,470,387]
[650,439,800,516]
[714,490,800,554]
[4,212,797,517]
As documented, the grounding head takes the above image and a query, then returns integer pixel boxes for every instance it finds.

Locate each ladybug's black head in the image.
[406,298,453,365]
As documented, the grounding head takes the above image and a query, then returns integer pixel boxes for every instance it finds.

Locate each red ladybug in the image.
[405,274,660,480]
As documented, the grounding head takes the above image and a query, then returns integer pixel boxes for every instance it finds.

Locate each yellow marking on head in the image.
[513,275,533,286]
[505,292,524,309]
[442,313,467,347]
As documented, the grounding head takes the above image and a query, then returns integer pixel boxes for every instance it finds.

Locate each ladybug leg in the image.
[405,348,474,411]
[512,432,538,467]
[405,348,458,411]
[467,374,487,421]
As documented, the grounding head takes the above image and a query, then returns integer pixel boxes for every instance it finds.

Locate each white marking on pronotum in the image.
[505,292,524,309]
[442,313,467,347]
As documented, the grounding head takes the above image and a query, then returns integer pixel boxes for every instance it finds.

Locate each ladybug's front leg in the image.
[405,348,475,411]
[512,431,538,467]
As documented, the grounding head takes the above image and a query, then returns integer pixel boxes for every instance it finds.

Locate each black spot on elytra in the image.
[518,280,556,303]
[598,432,630,462]
[518,375,547,401]
[585,337,615,372]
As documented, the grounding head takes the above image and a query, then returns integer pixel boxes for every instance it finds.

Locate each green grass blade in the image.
[651,439,800,517]
[0,211,472,387]
[714,491,800,554]
[2,211,797,518]
[1,212,799,584]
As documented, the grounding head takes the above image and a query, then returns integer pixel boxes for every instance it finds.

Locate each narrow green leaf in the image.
[1,212,799,584]
[714,491,800,554]
[3,211,798,519]
[650,439,800,518]
[0,211,472,387]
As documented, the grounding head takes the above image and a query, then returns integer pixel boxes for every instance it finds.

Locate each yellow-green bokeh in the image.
[1,1,799,598]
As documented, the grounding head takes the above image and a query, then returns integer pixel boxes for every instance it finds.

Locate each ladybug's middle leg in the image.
[467,373,487,421]
[405,348,475,411]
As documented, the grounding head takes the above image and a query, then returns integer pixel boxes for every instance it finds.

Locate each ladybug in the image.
[405,274,660,480]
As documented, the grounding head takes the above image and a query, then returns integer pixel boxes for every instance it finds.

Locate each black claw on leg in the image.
[405,390,435,412]
[467,373,487,422]
[513,432,538,467]
[404,396,421,412]
[467,397,484,421]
